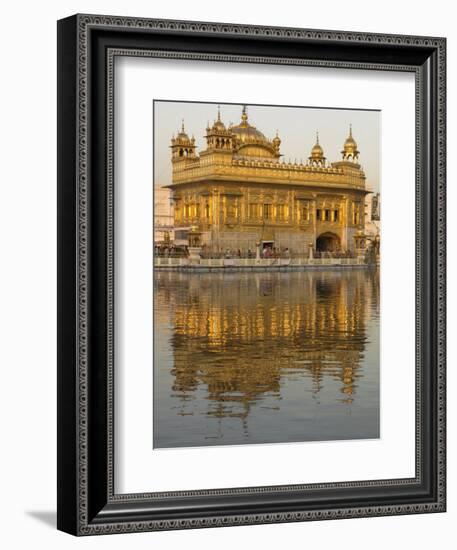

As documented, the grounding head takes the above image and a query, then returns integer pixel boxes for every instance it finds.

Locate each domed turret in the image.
[170,120,196,159]
[308,131,326,166]
[175,120,191,144]
[341,124,360,161]
[211,105,226,132]
[204,106,233,151]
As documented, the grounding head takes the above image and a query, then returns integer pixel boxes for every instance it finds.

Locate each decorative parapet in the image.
[171,157,366,191]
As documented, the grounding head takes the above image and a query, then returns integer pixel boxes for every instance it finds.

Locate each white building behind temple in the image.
[365,192,381,238]
[154,185,174,243]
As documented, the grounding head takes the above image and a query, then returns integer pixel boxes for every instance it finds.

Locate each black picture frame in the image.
[57,14,446,535]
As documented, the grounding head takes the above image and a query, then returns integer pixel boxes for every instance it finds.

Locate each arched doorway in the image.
[316,232,340,253]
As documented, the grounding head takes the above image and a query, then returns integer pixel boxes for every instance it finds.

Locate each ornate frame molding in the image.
[57,14,446,535]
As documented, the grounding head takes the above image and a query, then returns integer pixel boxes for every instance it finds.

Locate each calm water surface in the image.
[153,269,380,448]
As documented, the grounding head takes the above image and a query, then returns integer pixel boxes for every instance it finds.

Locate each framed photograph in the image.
[57,14,446,535]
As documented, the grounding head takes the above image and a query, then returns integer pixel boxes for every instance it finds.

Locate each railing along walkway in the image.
[154,257,367,268]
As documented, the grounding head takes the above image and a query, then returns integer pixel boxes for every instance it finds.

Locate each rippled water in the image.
[153,269,380,448]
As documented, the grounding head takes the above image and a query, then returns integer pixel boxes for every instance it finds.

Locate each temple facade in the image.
[167,106,371,255]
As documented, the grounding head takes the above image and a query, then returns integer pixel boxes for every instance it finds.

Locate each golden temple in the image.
[167,105,371,255]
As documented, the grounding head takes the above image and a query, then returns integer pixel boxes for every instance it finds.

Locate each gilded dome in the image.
[175,120,191,144]
[343,135,357,151]
[231,124,269,143]
[312,143,323,155]
[213,119,226,132]
[309,132,325,164]
[229,106,278,159]
[311,143,323,159]
[211,106,227,132]
[342,125,359,159]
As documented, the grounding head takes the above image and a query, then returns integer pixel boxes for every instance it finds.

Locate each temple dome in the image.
[230,106,277,158]
[231,124,269,143]
[341,125,360,160]
[211,106,227,132]
[175,120,191,144]
[343,135,357,152]
[212,119,226,132]
[310,143,324,159]
[308,132,326,165]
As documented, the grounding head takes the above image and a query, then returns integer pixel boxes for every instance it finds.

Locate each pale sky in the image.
[154,100,380,193]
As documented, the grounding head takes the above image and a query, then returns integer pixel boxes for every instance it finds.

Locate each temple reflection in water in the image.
[154,269,380,448]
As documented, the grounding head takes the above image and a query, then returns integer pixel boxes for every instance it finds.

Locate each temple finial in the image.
[217,105,221,121]
[316,130,319,144]
[349,123,352,137]
[241,105,248,124]
[181,119,185,132]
